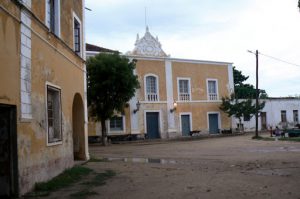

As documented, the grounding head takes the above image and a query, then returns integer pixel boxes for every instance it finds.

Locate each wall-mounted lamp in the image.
[133,101,141,114]
[170,101,177,113]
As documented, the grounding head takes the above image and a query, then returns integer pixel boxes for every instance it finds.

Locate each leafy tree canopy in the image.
[233,66,268,99]
[87,53,140,144]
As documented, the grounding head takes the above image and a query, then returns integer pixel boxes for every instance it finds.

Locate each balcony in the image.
[179,93,190,101]
[209,93,218,101]
[146,93,158,101]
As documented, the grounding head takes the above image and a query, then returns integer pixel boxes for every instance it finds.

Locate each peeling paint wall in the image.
[0,0,87,195]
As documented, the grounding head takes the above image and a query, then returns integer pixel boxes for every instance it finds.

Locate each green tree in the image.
[233,67,268,99]
[87,53,140,145]
[220,94,265,131]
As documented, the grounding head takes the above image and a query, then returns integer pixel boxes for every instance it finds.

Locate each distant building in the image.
[0,0,88,196]
[88,27,234,139]
[86,43,117,59]
[232,98,300,131]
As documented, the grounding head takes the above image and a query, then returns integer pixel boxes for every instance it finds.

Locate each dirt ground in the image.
[43,133,300,199]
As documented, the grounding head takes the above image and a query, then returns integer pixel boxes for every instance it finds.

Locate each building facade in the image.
[87,27,233,139]
[0,0,88,196]
[232,98,300,131]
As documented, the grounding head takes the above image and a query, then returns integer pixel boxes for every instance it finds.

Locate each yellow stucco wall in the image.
[0,1,20,106]
[172,62,230,100]
[0,1,86,195]
[135,60,167,101]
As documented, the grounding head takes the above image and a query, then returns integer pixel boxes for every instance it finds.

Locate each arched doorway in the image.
[72,93,85,160]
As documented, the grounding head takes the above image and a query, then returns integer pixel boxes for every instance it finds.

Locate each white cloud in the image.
[85,0,300,97]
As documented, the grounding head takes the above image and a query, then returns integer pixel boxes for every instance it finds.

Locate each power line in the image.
[258,52,300,68]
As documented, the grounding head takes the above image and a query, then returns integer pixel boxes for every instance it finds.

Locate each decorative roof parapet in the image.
[127,26,169,57]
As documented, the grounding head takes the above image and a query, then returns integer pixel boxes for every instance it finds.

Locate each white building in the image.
[232,98,300,131]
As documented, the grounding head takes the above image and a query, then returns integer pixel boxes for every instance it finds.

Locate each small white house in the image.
[232,98,300,131]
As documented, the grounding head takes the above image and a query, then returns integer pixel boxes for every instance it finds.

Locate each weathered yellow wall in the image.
[172,62,230,100]
[136,60,167,101]
[0,0,20,106]
[1,1,86,195]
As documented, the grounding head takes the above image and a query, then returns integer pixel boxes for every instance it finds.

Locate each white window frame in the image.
[177,77,191,101]
[45,82,62,146]
[45,0,61,37]
[206,78,219,101]
[73,12,82,57]
[144,74,159,102]
[179,112,193,134]
[108,115,126,134]
[207,112,222,132]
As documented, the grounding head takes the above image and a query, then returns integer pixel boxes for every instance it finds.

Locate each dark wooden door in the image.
[0,105,18,197]
[146,112,160,139]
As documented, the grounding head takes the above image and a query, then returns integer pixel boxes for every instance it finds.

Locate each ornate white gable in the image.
[128,27,168,57]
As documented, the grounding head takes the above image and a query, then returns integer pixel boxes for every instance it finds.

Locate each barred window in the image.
[47,85,62,143]
[281,110,287,123]
[293,110,298,123]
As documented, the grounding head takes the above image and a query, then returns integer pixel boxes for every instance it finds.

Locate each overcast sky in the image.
[85,0,300,97]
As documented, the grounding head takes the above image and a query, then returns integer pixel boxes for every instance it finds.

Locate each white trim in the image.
[227,64,234,94]
[72,11,82,57]
[176,100,222,103]
[177,77,192,101]
[144,110,162,137]
[144,73,160,101]
[45,82,63,146]
[107,115,126,135]
[126,55,232,66]
[140,101,167,104]
[206,78,219,101]
[179,112,192,135]
[207,112,221,133]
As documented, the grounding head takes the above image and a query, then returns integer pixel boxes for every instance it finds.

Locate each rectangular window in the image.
[178,79,190,101]
[293,110,299,123]
[207,80,218,100]
[110,116,124,131]
[47,85,62,143]
[74,17,81,55]
[46,0,60,36]
[281,110,287,123]
[145,76,158,101]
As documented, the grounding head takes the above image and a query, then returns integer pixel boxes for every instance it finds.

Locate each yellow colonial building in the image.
[87,27,233,139]
[0,0,88,196]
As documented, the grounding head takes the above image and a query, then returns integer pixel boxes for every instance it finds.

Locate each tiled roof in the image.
[86,43,117,53]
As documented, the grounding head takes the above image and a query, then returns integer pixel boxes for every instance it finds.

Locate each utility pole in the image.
[255,50,259,138]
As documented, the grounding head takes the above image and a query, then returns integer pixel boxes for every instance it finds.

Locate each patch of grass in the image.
[34,166,93,192]
[70,189,98,199]
[82,170,116,186]
[279,137,300,142]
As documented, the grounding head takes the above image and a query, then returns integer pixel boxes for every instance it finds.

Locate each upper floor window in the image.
[207,79,218,100]
[46,0,60,36]
[109,116,124,131]
[73,13,82,56]
[145,75,158,101]
[293,110,299,123]
[281,110,287,123]
[178,78,191,101]
[47,85,62,144]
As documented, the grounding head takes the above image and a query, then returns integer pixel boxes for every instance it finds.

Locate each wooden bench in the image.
[189,130,201,136]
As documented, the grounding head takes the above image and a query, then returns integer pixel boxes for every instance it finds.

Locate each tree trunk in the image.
[238,118,243,132]
[101,119,107,146]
